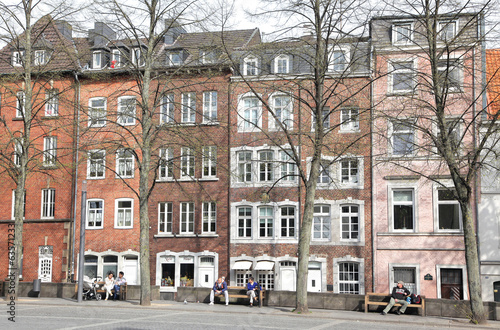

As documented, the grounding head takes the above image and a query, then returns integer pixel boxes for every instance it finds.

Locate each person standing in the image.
[246,277,261,307]
[209,277,229,306]
[381,280,411,315]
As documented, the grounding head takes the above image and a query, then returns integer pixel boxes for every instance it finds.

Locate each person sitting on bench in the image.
[381,280,411,315]
[209,277,228,306]
[113,271,127,301]
[246,277,261,307]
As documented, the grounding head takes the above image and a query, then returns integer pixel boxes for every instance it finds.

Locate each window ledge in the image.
[176,233,196,237]
[378,231,463,236]
[156,178,175,182]
[41,165,58,170]
[154,233,174,238]
[178,178,196,182]
[179,122,196,126]
[201,121,220,126]
[339,129,361,134]
[12,118,24,121]
[199,177,219,182]
[197,233,219,237]
[387,91,415,97]
[86,227,104,230]
[42,116,60,120]
[115,176,134,179]
[114,227,134,230]
[86,177,105,180]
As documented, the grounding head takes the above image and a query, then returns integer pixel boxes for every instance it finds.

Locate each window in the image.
[16,91,25,118]
[43,136,57,166]
[87,199,104,229]
[158,202,173,233]
[330,49,349,72]
[393,267,416,294]
[340,108,359,131]
[391,120,415,156]
[159,148,174,180]
[116,149,134,178]
[92,51,102,69]
[236,271,252,287]
[13,139,22,167]
[338,262,360,294]
[88,150,105,179]
[45,89,59,116]
[237,207,252,238]
[259,151,274,182]
[313,205,331,240]
[271,95,292,129]
[180,202,194,234]
[12,51,23,67]
[34,50,48,65]
[103,256,118,277]
[240,96,260,130]
[259,207,273,238]
[168,51,182,66]
[393,189,414,230]
[317,161,331,184]
[202,91,217,122]
[202,146,217,178]
[11,190,26,219]
[41,189,55,219]
[390,61,415,93]
[280,206,295,238]
[341,205,359,240]
[160,94,174,124]
[88,98,106,127]
[312,107,330,130]
[132,48,144,66]
[115,199,133,228]
[437,189,461,230]
[340,159,358,184]
[84,255,98,279]
[392,23,412,44]
[439,21,456,41]
[274,54,289,74]
[258,271,275,290]
[181,92,196,123]
[441,118,461,150]
[438,60,461,92]
[244,56,258,75]
[111,49,121,68]
[237,151,252,182]
[180,147,194,179]
[201,50,217,64]
[117,96,136,125]
[280,150,296,181]
[202,202,216,233]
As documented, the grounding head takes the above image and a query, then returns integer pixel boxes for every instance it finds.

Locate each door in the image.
[308,269,321,292]
[494,281,500,302]
[198,268,214,288]
[123,257,138,285]
[440,268,463,299]
[280,268,296,291]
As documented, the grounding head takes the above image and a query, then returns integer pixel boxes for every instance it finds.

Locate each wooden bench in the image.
[365,293,425,316]
[215,286,265,307]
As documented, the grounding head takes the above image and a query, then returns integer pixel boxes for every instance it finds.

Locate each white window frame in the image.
[333,256,365,294]
[340,108,359,132]
[434,186,462,232]
[202,202,216,234]
[13,139,22,167]
[237,151,252,182]
[180,147,194,179]
[317,160,332,185]
[160,94,175,124]
[312,205,331,241]
[159,148,174,180]
[87,199,104,229]
[41,188,55,219]
[202,146,217,179]
[329,46,350,72]
[117,96,136,126]
[243,55,258,76]
[391,188,416,232]
[132,47,144,66]
[12,51,24,67]
[311,107,331,131]
[280,150,297,182]
[237,93,262,132]
[279,206,296,238]
[437,57,462,92]
[88,97,107,127]
[11,190,26,220]
[43,136,57,166]
[258,206,274,238]
[274,54,289,74]
[237,206,252,238]
[338,262,360,294]
[340,159,359,185]
[258,150,274,182]
[34,50,48,66]
[389,119,416,156]
[45,89,59,116]
[340,204,360,241]
[202,91,217,123]
[168,51,182,66]
[116,149,134,178]
[16,91,25,118]
[87,149,106,179]
[92,51,102,69]
[115,198,134,229]
[180,202,195,234]
[388,59,416,94]
[181,92,196,123]
[158,202,173,234]
[201,49,217,64]
[392,22,413,45]
[111,49,121,68]
[269,93,293,130]
[438,20,457,42]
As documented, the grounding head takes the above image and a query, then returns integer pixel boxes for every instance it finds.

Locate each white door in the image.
[123,258,138,284]
[198,268,214,288]
[308,269,321,292]
[280,268,296,291]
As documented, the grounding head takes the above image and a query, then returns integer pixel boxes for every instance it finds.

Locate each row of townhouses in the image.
[1,11,499,303]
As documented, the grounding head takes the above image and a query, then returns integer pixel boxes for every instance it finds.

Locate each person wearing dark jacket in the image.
[209,278,228,305]
[381,280,411,315]
[246,277,262,307]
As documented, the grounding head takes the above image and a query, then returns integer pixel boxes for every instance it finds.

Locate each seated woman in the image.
[104,272,115,300]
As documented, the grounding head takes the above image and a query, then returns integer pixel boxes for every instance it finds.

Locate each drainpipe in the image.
[369,37,376,294]
[70,71,81,280]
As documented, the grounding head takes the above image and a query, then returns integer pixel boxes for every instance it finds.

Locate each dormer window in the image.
[274,54,289,74]
[34,50,48,66]
[92,51,102,69]
[243,55,258,76]
[439,21,456,42]
[201,50,217,64]
[132,48,145,66]
[168,51,182,66]
[329,47,350,72]
[12,51,24,67]
[111,49,121,68]
[392,23,412,45]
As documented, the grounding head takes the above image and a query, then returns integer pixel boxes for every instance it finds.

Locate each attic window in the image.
[168,51,182,66]
[111,49,121,68]
[244,55,258,76]
[92,51,102,69]
[132,48,145,67]
[34,50,49,66]
[201,50,217,64]
[12,51,24,67]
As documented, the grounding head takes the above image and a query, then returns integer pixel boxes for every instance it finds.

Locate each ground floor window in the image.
[38,245,53,282]
[236,271,252,287]
[157,252,217,290]
[84,255,98,279]
[180,263,194,287]
[440,268,463,300]
[393,267,416,294]
[338,262,359,294]
[161,263,175,287]
[82,251,139,283]
[258,271,274,290]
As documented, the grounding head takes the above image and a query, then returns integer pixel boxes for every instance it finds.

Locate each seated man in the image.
[246,277,261,307]
[209,277,228,306]
[113,271,127,301]
[381,280,411,315]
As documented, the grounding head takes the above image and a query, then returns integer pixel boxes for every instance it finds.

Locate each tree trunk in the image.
[139,146,151,306]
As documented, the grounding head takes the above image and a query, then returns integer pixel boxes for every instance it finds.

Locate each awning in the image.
[254,261,275,271]
[233,261,252,270]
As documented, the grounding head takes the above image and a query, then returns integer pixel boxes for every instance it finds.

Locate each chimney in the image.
[55,20,72,39]
[164,19,186,44]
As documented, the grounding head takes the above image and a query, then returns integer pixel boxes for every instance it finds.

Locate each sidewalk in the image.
[15,297,500,329]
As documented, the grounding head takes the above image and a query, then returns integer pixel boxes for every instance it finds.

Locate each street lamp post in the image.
[77,180,87,302]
